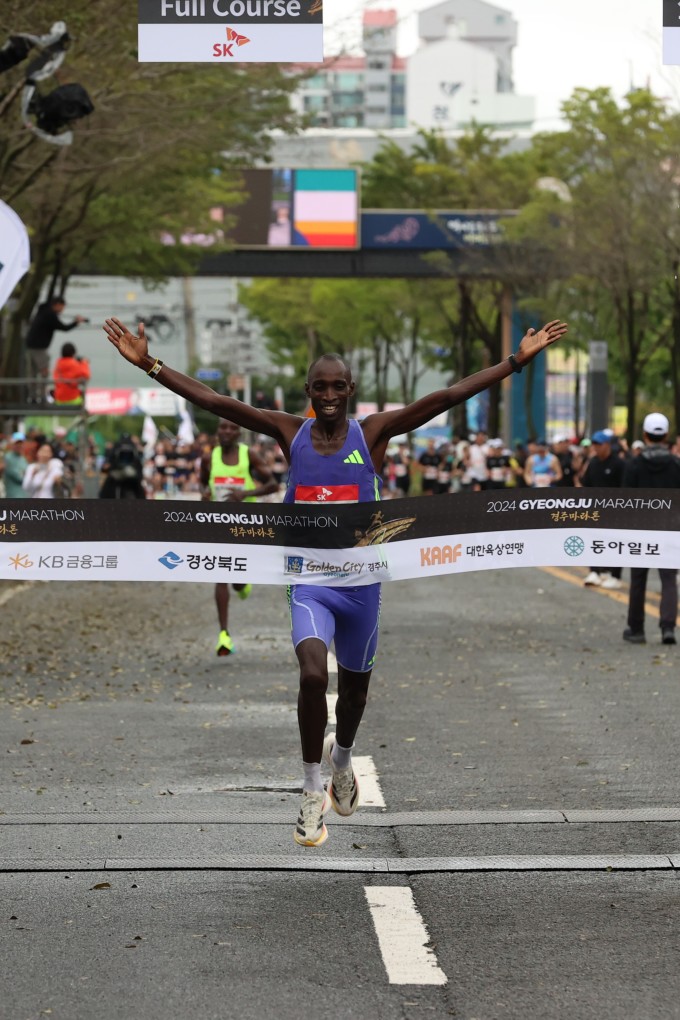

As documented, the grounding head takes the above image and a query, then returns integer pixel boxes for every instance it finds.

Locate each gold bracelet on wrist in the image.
[147,358,164,377]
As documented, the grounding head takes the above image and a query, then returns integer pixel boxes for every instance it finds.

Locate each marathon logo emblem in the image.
[420,543,462,568]
[285,555,304,574]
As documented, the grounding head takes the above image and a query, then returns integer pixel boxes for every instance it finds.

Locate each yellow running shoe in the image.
[236,583,252,601]
[216,630,235,656]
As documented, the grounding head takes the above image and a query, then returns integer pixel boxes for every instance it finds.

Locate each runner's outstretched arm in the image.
[103,318,302,454]
[362,319,568,448]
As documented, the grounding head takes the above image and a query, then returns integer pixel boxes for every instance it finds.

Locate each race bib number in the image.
[295,484,359,504]
[214,476,246,502]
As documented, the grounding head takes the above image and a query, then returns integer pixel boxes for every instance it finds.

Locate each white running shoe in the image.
[583,571,602,587]
[600,573,623,590]
[322,733,360,817]
[293,789,330,847]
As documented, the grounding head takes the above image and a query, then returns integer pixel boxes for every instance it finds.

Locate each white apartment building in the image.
[290,0,535,134]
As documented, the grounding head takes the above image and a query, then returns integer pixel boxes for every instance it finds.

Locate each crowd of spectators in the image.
[3,422,679,504]
[380,428,680,497]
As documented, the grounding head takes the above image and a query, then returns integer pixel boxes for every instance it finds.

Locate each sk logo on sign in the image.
[213,27,250,58]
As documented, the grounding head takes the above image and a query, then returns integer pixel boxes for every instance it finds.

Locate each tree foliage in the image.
[0,0,301,376]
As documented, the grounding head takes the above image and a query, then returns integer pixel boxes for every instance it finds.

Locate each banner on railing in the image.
[0,490,678,585]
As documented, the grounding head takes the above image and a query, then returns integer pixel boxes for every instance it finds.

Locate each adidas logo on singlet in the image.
[343,450,364,465]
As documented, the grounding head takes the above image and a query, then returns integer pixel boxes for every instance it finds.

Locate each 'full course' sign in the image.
[138,0,324,62]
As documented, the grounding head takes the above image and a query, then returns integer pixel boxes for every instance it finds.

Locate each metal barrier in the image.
[0,377,87,417]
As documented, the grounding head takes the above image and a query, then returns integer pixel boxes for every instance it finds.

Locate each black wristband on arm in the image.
[508,354,522,374]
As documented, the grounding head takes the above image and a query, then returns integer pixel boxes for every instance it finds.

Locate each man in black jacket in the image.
[581,430,625,589]
[25,296,86,401]
[622,413,680,645]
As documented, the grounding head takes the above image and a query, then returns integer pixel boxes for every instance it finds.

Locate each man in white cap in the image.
[622,412,680,645]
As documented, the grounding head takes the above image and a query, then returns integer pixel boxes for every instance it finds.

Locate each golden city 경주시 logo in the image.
[213,26,250,57]
[9,553,33,570]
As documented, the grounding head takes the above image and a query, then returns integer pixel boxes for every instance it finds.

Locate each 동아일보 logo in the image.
[564,536,585,557]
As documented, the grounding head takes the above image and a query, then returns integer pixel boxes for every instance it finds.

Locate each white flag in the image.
[0,200,30,312]
[142,414,158,456]
[177,409,195,446]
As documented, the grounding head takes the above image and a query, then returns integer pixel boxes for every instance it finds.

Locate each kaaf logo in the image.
[420,544,462,568]
[213,26,250,58]
[285,555,304,574]
[9,553,32,570]
[159,551,184,570]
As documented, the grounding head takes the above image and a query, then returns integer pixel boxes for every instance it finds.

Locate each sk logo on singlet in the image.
[343,450,364,464]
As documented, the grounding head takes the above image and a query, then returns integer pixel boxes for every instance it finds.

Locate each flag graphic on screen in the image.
[293,170,358,248]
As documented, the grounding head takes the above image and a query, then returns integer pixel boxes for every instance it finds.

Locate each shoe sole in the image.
[322,734,360,817]
[293,791,331,847]
[293,822,328,847]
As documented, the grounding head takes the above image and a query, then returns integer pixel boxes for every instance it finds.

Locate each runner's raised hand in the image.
[517,320,568,364]
[103,318,149,367]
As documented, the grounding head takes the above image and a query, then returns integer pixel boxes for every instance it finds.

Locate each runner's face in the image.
[217,420,240,447]
[306,362,354,423]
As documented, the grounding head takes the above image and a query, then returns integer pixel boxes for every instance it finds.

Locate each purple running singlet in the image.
[286,419,383,673]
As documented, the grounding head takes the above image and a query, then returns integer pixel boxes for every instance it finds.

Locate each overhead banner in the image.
[138,0,324,63]
[0,200,30,312]
[361,211,515,250]
[0,490,678,585]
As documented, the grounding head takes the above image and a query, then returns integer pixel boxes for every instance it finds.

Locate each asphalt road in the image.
[1,567,679,1020]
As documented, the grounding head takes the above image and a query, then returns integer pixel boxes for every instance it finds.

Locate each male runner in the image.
[200,418,278,655]
[103,315,567,847]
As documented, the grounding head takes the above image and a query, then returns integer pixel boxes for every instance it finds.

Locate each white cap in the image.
[488,437,504,448]
[642,412,669,437]
[552,434,569,444]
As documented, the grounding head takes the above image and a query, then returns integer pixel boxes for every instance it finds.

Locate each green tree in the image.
[514,88,680,439]
[0,0,301,378]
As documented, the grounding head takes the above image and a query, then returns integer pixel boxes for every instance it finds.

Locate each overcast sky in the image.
[324,0,678,128]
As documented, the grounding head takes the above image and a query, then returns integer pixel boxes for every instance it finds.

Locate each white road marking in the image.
[326,651,338,715]
[0,582,33,607]
[354,755,386,808]
[365,886,447,985]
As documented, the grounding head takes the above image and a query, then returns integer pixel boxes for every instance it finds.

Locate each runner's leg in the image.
[335,665,372,750]
[215,582,229,631]
[295,637,329,765]
[215,583,234,655]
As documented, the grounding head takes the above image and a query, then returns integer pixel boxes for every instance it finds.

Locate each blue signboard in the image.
[361,210,514,251]
[195,368,223,381]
